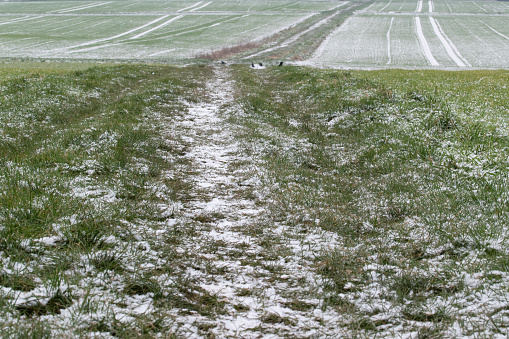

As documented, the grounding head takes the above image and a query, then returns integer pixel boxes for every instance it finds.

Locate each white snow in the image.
[0,15,45,27]
[386,17,394,64]
[63,15,173,51]
[189,1,212,12]
[416,0,423,13]
[245,4,346,59]
[52,2,112,14]
[380,0,394,12]
[415,16,439,66]
[480,20,509,41]
[177,1,204,12]
[129,15,184,40]
[429,16,468,67]
[152,66,347,337]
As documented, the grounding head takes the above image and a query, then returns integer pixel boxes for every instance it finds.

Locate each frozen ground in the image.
[1,60,509,337]
[0,64,349,337]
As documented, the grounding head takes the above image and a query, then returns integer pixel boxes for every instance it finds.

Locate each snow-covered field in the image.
[0,0,341,61]
[308,0,509,69]
[1,0,508,68]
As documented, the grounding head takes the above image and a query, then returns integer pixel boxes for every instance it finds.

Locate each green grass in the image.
[1,60,508,337]
[0,61,214,337]
[228,64,509,336]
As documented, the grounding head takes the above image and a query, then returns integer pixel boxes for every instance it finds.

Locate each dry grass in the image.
[196,41,263,60]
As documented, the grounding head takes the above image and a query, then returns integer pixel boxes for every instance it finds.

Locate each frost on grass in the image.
[229,66,509,337]
[0,63,352,338]
[148,66,351,338]
[1,63,509,338]
[0,65,212,336]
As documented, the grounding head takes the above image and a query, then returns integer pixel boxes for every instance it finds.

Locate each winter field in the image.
[1,60,509,337]
[2,0,509,338]
[308,0,509,69]
[0,0,349,62]
[2,0,509,69]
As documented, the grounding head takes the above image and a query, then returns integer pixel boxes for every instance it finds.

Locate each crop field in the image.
[367,0,509,13]
[0,0,346,61]
[1,0,509,68]
[308,0,509,69]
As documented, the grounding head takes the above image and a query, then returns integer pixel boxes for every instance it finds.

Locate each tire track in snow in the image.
[444,0,452,13]
[243,12,324,58]
[244,2,348,59]
[415,16,439,66]
[429,0,434,13]
[65,42,124,53]
[380,0,394,12]
[416,0,423,13]
[0,15,44,27]
[472,2,488,13]
[239,16,280,35]
[189,1,212,12]
[480,20,509,41]
[452,18,506,66]
[429,17,469,67]
[52,2,112,14]
[129,15,183,40]
[148,48,176,56]
[386,17,394,64]
[364,0,382,12]
[177,1,203,12]
[47,17,89,32]
[118,14,250,45]
[61,15,172,52]
[12,40,56,52]
[173,14,249,37]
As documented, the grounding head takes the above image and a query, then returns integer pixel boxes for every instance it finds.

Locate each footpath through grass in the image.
[0,61,508,337]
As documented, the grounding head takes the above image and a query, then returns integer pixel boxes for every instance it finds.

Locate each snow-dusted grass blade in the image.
[2,60,509,337]
[229,64,509,337]
[0,62,214,336]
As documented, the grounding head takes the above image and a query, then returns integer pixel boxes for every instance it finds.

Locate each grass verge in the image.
[229,64,509,337]
[0,62,214,337]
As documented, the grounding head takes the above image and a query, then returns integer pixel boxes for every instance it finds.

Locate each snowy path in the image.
[165,67,344,337]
